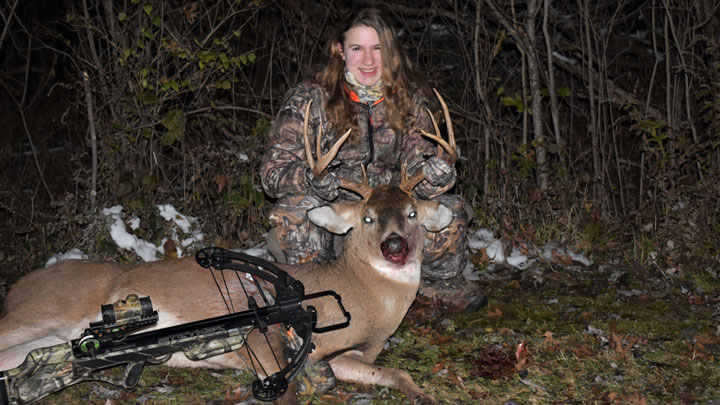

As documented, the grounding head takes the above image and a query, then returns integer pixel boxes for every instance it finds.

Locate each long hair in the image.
[314,6,430,134]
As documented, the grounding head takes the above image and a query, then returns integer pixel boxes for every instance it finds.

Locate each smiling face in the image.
[337,25,383,87]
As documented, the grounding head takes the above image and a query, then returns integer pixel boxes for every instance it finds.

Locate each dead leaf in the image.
[553,251,573,266]
[570,345,594,358]
[469,346,516,380]
[183,2,200,23]
[163,239,177,257]
[541,331,557,345]
[611,326,640,358]
[469,390,489,399]
[214,174,228,194]
[447,371,466,389]
[431,362,446,373]
[485,307,503,317]
[694,334,720,344]
[620,392,649,404]
[515,341,531,371]
[411,325,432,336]
[429,332,453,344]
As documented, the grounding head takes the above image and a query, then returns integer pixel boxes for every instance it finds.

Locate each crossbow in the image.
[0,247,350,404]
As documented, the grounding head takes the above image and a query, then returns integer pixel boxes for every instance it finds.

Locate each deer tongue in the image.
[380,234,409,265]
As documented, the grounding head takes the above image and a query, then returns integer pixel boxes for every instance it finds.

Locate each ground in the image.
[23,244,720,404]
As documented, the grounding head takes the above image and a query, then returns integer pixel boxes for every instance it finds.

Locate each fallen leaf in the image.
[429,332,454,344]
[163,239,177,256]
[541,331,557,345]
[620,392,649,404]
[469,389,489,399]
[694,334,720,344]
[570,345,594,358]
[214,174,228,194]
[611,326,640,358]
[411,325,432,336]
[431,362,446,373]
[515,341,531,371]
[447,371,466,389]
[485,307,503,317]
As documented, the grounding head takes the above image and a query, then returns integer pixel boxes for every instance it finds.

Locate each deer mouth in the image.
[380,234,409,265]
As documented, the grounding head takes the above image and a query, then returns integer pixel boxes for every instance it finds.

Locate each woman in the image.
[260,6,485,312]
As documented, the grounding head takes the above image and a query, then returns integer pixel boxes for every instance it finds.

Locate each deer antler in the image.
[399,88,457,195]
[303,100,371,199]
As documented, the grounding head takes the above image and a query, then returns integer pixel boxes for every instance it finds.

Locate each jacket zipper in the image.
[365,102,375,166]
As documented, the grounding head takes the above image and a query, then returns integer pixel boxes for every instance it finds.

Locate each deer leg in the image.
[328,350,437,404]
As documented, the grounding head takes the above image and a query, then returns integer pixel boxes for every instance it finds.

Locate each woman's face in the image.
[338,25,382,87]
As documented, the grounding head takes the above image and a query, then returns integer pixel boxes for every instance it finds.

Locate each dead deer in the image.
[0,90,456,404]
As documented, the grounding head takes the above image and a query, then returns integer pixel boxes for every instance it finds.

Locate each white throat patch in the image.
[369,258,421,285]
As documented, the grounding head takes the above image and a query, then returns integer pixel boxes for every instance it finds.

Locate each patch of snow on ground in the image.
[467,228,592,269]
[45,248,88,268]
[101,204,203,262]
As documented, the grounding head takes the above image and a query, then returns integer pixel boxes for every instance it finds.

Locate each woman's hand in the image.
[306,168,341,201]
[422,156,456,187]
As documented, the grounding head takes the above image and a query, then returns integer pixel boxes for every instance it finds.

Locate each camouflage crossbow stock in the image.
[0,247,350,404]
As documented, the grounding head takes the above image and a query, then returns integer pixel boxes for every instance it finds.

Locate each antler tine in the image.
[400,89,458,195]
[315,128,352,176]
[339,164,372,200]
[303,99,352,177]
[302,99,369,198]
[419,88,457,164]
[399,161,427,195]
[434,88,456,153]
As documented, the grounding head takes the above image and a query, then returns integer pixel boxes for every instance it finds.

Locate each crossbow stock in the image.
[0,247,350,404]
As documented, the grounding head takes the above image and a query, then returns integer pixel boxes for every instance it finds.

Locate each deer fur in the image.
[0,186,450,404]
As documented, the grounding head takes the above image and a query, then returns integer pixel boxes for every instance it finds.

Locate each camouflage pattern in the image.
[267,195,335,264]
[108,294,147,325]
[1,325,255,404]
[282,320,336,396]
[181,325,254,361]
[2,342,75,404]
[260,81,453,201]
[295,360,337,396]
[420,193,472,279]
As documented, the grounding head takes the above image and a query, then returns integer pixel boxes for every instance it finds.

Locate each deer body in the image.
[0,186,450,403]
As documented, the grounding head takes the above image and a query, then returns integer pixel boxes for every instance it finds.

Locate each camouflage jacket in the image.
[260,81,454,201]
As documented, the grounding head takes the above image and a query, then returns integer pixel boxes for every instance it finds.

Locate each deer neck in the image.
[339,233,422,289]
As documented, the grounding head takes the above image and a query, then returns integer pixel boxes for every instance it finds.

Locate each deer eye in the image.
[408,211,417,218]
[363,217,373,224]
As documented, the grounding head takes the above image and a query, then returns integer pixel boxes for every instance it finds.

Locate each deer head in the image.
[302,90,457,280]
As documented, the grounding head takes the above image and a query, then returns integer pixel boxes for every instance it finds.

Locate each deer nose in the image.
[380,233,409,265]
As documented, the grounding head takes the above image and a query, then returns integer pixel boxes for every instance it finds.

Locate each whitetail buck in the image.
[0,90,457,404]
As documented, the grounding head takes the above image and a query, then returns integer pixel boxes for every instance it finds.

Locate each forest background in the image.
[1,0,719,326]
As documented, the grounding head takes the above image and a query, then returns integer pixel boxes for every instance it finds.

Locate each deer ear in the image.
[418,201,453,232]
[308,202,361,234]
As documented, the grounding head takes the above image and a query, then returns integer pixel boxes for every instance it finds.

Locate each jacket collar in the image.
[343,83,385,106]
